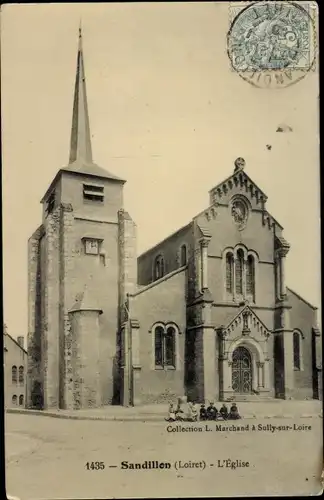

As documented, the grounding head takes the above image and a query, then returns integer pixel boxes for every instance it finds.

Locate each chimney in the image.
[17,336,24,349]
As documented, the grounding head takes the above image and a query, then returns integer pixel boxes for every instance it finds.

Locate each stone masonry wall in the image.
[42,207,61,409]
[27,225,44,408]
[118,209,138,405]
[80,311,101,409]
[137,224,192,286]
[131,270,186,403]
[118,210,138,319]
[60,203,75,409]
[287,289,318,400]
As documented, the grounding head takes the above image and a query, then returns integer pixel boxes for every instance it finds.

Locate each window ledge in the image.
[155,366,176,371]
[223,298,256,305]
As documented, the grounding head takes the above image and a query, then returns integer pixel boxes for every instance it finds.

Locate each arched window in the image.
[19,395,24,406]
[153,254,164,281]
[246,255,255,299]
[165,326,176,367]
[154,326,164,367]
[12,395,17,406]
[293,331,301,370]
[180,245,187,266]
[19,366,24,384]
[154,324,177,369]
[12,366,17,384]
[226,253,234,294]
[235,249,244,296]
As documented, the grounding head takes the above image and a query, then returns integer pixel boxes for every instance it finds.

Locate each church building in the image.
[27,30,322,410]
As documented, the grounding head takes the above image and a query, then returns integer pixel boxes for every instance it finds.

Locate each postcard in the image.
[2,1,322,498]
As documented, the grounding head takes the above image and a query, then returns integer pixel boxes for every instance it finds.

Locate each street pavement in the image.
[5,411,323,499]
[6,399,323,421]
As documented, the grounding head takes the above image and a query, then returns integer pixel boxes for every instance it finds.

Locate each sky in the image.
[1,2,321,337]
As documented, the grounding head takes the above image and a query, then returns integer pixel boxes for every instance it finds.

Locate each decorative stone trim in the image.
[204,206,218,222]
[262,210,276,230]
[186,324,215,331]
[230,195,250,231]
[223,305,271,338]
[73,213,118,225]
[209,169,267,206]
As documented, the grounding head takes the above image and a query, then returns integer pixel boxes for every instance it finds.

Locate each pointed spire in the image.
[69,24,93,165]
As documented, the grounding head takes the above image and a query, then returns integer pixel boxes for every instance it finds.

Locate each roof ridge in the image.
[4,333,28,354]
[131,266,187,296]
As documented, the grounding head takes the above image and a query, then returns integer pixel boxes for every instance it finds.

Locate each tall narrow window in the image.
[165,326,176,367]
[180,245,187,266]
[154,326,164,367]
[235,249,244,295]
[46,191,55,215]
[154,255,164,281]
[154,324,177,369]
[19,366,24,384]
[12,366,17,384]
[19,395,24,406]
[293,332,301,370]
[12,395,17,406]
[226,253,234,294]
[246,255,255,299]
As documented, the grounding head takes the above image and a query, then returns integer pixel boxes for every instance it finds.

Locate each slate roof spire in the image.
[69,23,93,165]
[40,24,126,204]
[59,26,125,183]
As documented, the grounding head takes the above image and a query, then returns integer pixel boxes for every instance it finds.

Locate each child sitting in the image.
[186,402,195,421]
[175,399,185,421]
[199,404,207,421]
[165,402,176,422]
[206,402,217,421]
[190,403,198,422]
[229,403,241,420]
[220,403,229,420]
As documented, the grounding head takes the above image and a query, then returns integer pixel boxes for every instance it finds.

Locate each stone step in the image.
[224,395,275,402]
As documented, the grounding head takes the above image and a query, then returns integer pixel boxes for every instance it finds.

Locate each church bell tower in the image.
[27,27,137,410]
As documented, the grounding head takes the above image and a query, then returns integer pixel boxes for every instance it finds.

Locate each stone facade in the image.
[27,165,322,412]
[4,328,27,408]
[27,31,322,409]
[132,163,322,404]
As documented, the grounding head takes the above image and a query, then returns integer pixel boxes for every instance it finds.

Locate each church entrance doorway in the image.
[232,346,252,393]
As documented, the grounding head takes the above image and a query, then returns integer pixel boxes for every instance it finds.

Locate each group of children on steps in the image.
[166,399,241,422]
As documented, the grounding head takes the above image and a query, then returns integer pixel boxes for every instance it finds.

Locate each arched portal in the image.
[232,346,252,393]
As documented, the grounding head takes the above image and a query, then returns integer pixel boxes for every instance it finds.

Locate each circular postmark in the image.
[227,1,317,89]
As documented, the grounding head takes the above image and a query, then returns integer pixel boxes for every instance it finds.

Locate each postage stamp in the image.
[227,1,317,88]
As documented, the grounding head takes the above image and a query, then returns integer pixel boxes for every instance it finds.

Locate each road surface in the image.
[5,413,322,499]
